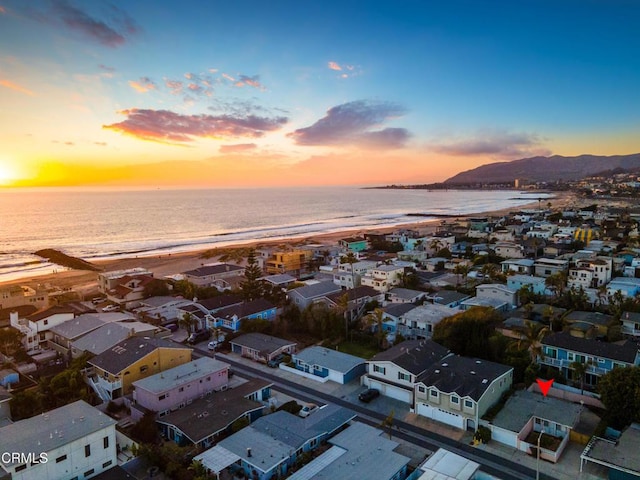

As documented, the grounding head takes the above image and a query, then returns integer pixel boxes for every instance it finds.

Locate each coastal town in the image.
[1,193,640,480]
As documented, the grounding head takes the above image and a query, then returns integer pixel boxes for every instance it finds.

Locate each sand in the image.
[1,190,579,296]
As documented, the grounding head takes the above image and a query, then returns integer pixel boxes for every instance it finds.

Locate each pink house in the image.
[131,357,230,420]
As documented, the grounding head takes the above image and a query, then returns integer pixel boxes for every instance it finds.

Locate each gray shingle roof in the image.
[417,355,513,401]
[214,299,275,320]
[88,337,191,375]
[294,346,365,374]
[383,303,418,318]
[542,332,639,363]
[370,340,450,376]
[229,333,296,355]
[290,281,341,299]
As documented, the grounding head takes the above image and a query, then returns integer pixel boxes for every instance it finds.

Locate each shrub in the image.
[473,425,491,444]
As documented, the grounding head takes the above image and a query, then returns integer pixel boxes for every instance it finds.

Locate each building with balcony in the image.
[0,285,48,310]
[265,250,313,276]
[10,306,75,352]
[361,265,405,293]
[183,263,245,289]
[333,260,377,288]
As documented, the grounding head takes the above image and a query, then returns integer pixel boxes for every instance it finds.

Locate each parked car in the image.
[187,330,209,344]
[267,354,285,368]
[101,304,119,312]
[298,404,319,418]
[165,323,179,332]
[358,388,380,403]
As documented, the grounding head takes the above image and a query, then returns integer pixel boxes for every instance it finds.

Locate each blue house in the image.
[539,332,640,387]
[607,277,640,298]
[292,346,366,384]
[507,274,550,296]
[212,298,276,332]
[195,405,356,480]
[0,369,18,388]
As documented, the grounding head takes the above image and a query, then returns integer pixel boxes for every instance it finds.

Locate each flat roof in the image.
[582,424,640,474]
[0,400,116,468]
[133,357,229,393]
[417,448,479,480]
[491,390,582,433]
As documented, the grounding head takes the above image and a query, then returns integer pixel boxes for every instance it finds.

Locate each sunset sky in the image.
[1,0,639,187]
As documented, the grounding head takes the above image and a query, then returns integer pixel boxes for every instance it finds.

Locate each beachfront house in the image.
[338,236,368,252]
[363,340,451,404]
[106,274,155,308]
[0,285,48,310]
[87,337,192,401]
[413,355,513,431]
[264,250,314,276]
[183,263,245,289]
[98,267,153,293]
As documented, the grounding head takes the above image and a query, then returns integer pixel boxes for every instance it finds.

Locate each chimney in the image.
[247,448,252,457]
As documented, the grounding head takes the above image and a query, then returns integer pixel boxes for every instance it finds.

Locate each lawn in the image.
[334,340,380,359]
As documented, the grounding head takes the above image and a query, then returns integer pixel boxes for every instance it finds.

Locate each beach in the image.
[0,190,578,296]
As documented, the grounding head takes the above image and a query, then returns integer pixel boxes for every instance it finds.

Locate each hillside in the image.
[444,153,640,184]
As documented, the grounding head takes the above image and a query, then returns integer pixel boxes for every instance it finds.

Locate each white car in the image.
[101,304,119,312]
[298,404,319,418]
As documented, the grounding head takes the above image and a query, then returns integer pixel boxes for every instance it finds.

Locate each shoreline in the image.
[0,191,577,294]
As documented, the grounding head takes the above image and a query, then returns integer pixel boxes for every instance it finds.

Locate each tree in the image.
[179,312,198,334]
[432,307,503,360]
[380,410,395,439]
[569,360,590,394]
[143,278,170,298]
[597,366,640,429]
[0,327,25,358]
[340,252,358,264]
[453,264,470,287]
[172,279,197,300]
[362,308,386,347]
[240,249,264,301]
[545,272,567,299]
[507,320,549,363]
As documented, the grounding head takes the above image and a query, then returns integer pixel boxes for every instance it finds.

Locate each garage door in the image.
[366,379,412,404]
[416,403,465,429]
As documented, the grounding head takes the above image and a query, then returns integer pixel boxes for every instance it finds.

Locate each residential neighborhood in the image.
[2,199,640,480]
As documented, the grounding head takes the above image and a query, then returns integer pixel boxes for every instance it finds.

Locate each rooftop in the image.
[133,357,229,393]
[383,303,418,318]
[417,448,480,480]
[542,332,639,363]
[184,263,244,277]
[388,287,426,300]
[214,298,276,320]
[27,305,75,322]
[370,340,450,376]
[0,400,116,467]
[229,333,296,355]
[289,281,341,299]
[491,390,582,433]
[294,346,365,374]
[583,423,640,474]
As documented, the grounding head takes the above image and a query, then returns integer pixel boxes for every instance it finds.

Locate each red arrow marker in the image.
[536,378,554,397]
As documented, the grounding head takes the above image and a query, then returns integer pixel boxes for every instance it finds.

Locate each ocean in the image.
[0,187,549,283]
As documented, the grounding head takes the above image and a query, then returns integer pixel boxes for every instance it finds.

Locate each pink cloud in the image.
[128,76,157,93]
[103,108,288,143]
[328,61,342,71]
[0,79,35,96]
[219,143,258,154]
[233,74,265,90]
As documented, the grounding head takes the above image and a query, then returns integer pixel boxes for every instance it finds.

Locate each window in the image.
[103,436,109,449]
[567,352,575,361]
[56,455,67,463]
[373,365,386,375]
[159,394,167,400]
[102,461,112,468]
[464,400,473,408]
[139,365,148,373]
[597,358,605,364]
[450,396,459,404]
[43,319,48,325]
[84,469,95,477]
[398,372,410,381]
[418,385,426,393]
[179,387,184,392]
[430,389,438,398]
[85,444,91,457]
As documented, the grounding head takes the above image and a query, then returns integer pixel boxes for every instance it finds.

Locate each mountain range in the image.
[444,153,640,184]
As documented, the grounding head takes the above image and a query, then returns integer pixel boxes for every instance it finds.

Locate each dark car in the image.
[186,330,209,344]
[267,354,285,368]
[358,388,380,403]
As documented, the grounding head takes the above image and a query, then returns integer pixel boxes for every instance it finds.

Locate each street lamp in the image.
[536,429,543,480]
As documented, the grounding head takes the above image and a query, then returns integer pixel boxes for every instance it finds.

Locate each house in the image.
[338,236,368,252]
[488,390,582,463]
[413,355,513,431]
[194,405,355,480]
[157,378,271,449]
[287,422,410,480]
[98,268,152,293]
[131,357,231,420]
[607,276,640,297]
[534,258,569,278]
[292,346,366,384]
[333,260,378,288]
[9,305,75,352]
[106,274,154,308]
[0,400,117,480]
[288,281,342,309]
[387,287,427,304]
[265,250,313,276]
[0,368,18,388]
[563,311,615,338]
[493,242,525,259]
[507,274,549,296]
[497,317,545,340]
[177,294,244,331]
[183,263,245,289]
[261,274,297,288]
[414,448,481,480]
[568,257,612,289]
[397,303,456,339]
[321,286,383,321]
[361,265,405,293]
[381,303,419,335]
[363,340,451,404]
[0,285,48,310]
[70,321,163,358]
[501,259,535,275]
[135,296,194,325]
[475,283,518,309]
[621,311,640,338]
[428,290,472,308]
[580,423,640,479]
[212,298,277,332]
[539,332,640,388]
[229,333,296,363]
[87,337,192,401]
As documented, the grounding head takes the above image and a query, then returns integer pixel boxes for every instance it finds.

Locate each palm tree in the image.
[569,360,591,394]
[545,271,567,299]
[453,264,470,287]
[362,308,386,347]
[179,312,198,334]
[481,263,498,283]
[508,320,549,363]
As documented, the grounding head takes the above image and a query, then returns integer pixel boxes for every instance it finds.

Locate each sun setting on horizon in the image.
[0,1,639,188]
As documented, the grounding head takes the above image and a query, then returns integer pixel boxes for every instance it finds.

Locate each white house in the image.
[361,265,405,293]
[475,284,518,309]
[10,305,75,352]
[397,303,456,339]
[493,242,525,259]
[0,400,117,480]
[501,259,535,275]
[333,260,377,288]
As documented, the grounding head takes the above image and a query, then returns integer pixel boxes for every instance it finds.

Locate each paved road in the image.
[197,347,554,480]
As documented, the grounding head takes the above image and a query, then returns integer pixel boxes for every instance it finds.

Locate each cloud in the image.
[51,0,139,47]
[328,61,342,71]
[234,74,265,90]
[103,108,288,143]
[327,61,359,78]
[64,141,74,146]
[165,79,183,95]
[222,73,235,82]
[99,64,115,72]
[0,79,35,96]
[209,98,287,118]
[94,141,107,146]
[430,130,552,159]
[288,99,410,149]
[219,143,257,154]
[128,76,157,93]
